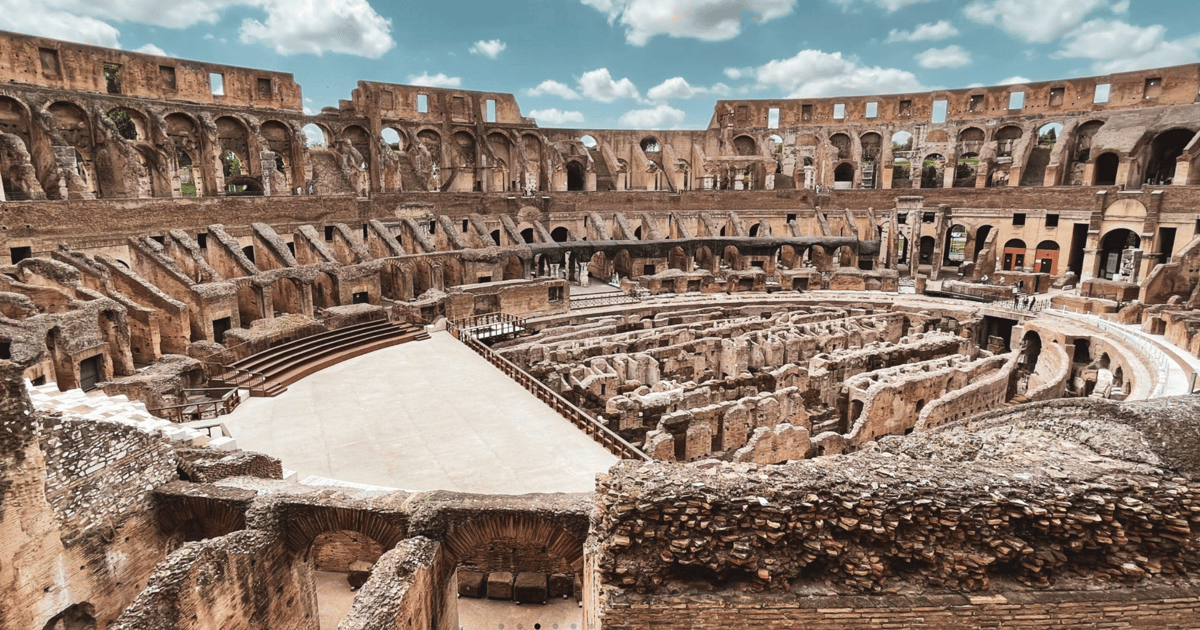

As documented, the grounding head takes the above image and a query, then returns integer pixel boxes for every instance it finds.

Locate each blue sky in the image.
[2,0,1198,130]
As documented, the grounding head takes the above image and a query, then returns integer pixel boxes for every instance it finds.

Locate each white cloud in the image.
[647,77,734,101]
[647,77,696,100]
[915,44,972,68]
[724,66,753,80]
[408,72,462,88]
[0,0,394,57]
[581,0,796,46]
[578,68,639,102]
[239,0,395,57]
[526,80,582,100]
[0,1,121,48]
[529,109,586,125]
[1110,0,1129,14]
[998,75,1031,85]
[963,0,1110,43]
[134,43,167,56]
[753,49,926,97]
[203,33,215,40]
[1054,19,1200,73]
[886,20,958,42]
[831,0,932,11]
[303,106,314,115]
[619,103,686,128]
[469,39,506,58]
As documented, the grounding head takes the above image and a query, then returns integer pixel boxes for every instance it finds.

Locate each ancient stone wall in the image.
[109,530,318,630]
[337,537,458,630]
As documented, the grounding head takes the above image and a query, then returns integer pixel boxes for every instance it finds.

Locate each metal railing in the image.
[457,335,650,461]
[148,387,242,423]
[570,292,641,310]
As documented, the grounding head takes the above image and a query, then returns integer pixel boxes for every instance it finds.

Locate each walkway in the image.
[221,331,617,494]
[1050,309,1198,398]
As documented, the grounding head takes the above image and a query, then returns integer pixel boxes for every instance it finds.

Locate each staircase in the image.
[210,320,430,397]
[590,148,614,191]
[1020,147,1052,187]
[395,154,425,191]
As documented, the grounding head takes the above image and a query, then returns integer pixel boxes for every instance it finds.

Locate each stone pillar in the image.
[930,204,949,279]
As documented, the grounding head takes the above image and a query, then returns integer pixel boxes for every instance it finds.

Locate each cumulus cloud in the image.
[752,49,926,98]
[581,0,796,46]
[963,0,1111,43]
[526,80,582,100]
[408,72,462,88]
[998,75,1031,85]
[469,39,506,58]
[724,67,754,80]
[0,0,396,58]
[1053,19,1200,73]
[619,103,686,128]
[886,20,958,42]
[0,1,121,47]
[915,44,972,68]
[830,0,932,11]
[579,68,639,102]
[647,77,696,101]
[529,109,586,125]
[239,0,395,57]
[134,43,167,56]
[646,77,734,101]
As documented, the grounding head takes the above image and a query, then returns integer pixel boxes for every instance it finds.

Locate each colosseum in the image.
[2,27,1200,630]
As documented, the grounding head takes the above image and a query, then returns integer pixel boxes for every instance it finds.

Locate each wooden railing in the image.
[148,387,242,423]
[459,336,650,461]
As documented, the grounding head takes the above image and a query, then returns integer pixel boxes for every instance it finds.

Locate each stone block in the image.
[487,571,514,600]
[514,572,547,604]
[549,573,574,599]
[458,571,486,598]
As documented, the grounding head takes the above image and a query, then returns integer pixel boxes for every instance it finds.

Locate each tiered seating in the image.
[24,380,237,449]
[212,320,429,397]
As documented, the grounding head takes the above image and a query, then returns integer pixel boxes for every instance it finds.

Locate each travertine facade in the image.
[1,27,1200,630]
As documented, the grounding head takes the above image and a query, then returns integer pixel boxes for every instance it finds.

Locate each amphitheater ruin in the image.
[3,28,1200,629]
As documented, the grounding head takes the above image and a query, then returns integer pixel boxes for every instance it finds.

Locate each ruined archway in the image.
[1094,152,1120,186]
[1144,128,1195,185]
[566,160,586,191]
[921,154,946,189]
[1098,229,1141,280]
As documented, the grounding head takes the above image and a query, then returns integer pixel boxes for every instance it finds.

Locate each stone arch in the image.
[1094,152,1120,185]
[282,507,406,555]
[340,124,372,170]
[695,246,717,273]
[441,513,585,578]
[748,222,762,237]
[48,101,99,197]
[958,127,985,154]
[1098,228,1141,280]
[42,603,95,630]
[580,134,598,148]
[943,224,968,266]
[1144,127,1196,185]
[1003,238,1028,271]
[381,126,406,152]
[613,249,633,279]
[778,245,797,269]
[1068,120,1105,184]
[640,136,660,153]
[158,496,246,542]
[550,226,571,243]
[918,235,936,266]
[503,254,525,280]
[566,160,586,191]
[1034,239,1060,274]
[722,245,742,270]
[995,125,1023,158]
[1037,122,1063,146]
[668,246,689,271]
[519,227,535,244]
[829,133,851,160]
[260,119,296,192]
[954,152,979,188]
[106,106,149,141]
[313,272,338,309]
[308,530,385,573]
[269,276,304,315]
[925,130,949,144]
[588,251,611,279]
[974,225,994,259]
[921,153,946,189]
[733,135,757,156]
[304,122,332,147]
[522,133,544,192]
[487,132,513,191]
[833,162,855,187]
[412,259,435,296]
